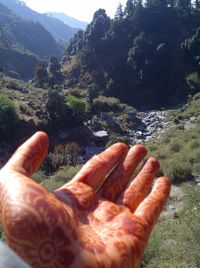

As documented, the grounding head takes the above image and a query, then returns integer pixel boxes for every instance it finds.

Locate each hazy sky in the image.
[23,0,127,22]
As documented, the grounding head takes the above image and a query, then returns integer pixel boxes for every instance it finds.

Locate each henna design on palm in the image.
[0,132,171,268]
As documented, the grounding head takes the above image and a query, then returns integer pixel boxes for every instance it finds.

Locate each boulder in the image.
[92,130,109,145]
[101,113,123,133]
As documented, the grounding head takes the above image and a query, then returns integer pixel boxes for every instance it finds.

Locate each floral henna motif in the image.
[0,132,171,268]
[1,180,77,267]
[99,145,148,201]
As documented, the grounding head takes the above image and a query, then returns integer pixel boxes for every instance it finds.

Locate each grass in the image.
[145,119,200,182]
[142,185,200,267]
[143,93,200,266]
[40,165,81,191]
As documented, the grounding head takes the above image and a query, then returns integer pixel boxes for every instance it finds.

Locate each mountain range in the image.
[45,12,88,30]
[0,3,63,79]
[0,0,81,43]
[0,0,89,79]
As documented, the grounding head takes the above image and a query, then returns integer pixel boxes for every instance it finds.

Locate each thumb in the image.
[3,131,49,177]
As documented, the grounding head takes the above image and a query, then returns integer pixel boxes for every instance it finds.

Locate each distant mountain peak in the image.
[45,12,88,30]
[0,0,79,42]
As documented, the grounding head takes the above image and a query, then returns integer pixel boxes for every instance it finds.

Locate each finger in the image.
[69,143,128,190]
[98,144,147,201]
[117,157,160,212]
[134,177,171,229]
[4,131,49,177]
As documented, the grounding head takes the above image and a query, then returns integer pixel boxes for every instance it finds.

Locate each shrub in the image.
[65,94,87,122]
[42,142,81,174]
[45,90,70,127]
[0,95,18,140]
[193,92,200,101]
[50,165,81,183]
[6,80,21,91]
[166,161,192,182]
[187,72,200,94]
[41,165,81,191]
[188,140,200,149]
[32,170,47,183]
[169,141,182,153]
[91,96,121,112]
[88,83,99,103]
[69,88,87,98]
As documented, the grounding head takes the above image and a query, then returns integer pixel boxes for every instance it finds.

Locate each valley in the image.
[0,0,200,267]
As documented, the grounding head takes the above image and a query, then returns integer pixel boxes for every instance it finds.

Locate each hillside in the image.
[0,1,200,266]
[0,3,63,79]
[0,72,200,266]
[63,1,200,109]
[45,12,88,30]
[0,0,79,43]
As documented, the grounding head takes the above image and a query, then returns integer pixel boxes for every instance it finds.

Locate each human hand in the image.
[0,132,171,268]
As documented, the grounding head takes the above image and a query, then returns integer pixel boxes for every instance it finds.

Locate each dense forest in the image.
[63,0,200,108]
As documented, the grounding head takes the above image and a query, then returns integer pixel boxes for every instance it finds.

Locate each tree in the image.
[182,27,200,69]
[146,0,168,8]
[45,90,70,127]
[0,25,10,48]
[177,0,191,9]
[47,56,63,85]
[34,61,48,88]
[114,3,123,21]
[195,0,200,9]
[85,9,111,51]
[124,0,134,16]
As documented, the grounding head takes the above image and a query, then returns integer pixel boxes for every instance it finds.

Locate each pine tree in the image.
[114,3,123,21]
[124,0,134,16]
[146,0,168,8]
[177,0,191,9]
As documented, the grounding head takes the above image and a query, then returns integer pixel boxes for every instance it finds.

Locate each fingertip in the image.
[151,177,171,203]
[107,142,129,153]
[33,131,49,144]
[147,157,160,170]
[132,144,148,155]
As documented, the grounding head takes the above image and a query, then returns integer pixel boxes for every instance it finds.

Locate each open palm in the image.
[0,132,171,268]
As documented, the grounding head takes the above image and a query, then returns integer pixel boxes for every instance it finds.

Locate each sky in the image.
[23,0,127,22]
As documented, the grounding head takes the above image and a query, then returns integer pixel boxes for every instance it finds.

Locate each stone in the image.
[128,111,137,121]
[101,113,122,133]
[92,130,109,145]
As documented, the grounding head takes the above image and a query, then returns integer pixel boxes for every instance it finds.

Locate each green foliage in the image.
[41,165,81,191]
[165,161,192,182]
[42,142,81,174]
[65,94,87,122]
[92,96,121,112]
[0,2,61,79]
[65,0,200,108]
[88,84,99,103]
[0,95,18,140]
[45,90,70,127]
[32,170,47,184]
[48,56,63,85]
[169,141,182,152]
[186,72,200,94]
[50,165,81,183]
[145,96,200,182]
[142,186,200,267]
[34,61,48,87]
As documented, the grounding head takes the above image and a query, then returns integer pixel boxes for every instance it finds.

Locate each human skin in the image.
[0,132,171,268]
